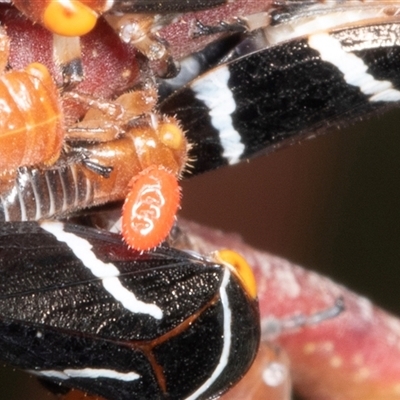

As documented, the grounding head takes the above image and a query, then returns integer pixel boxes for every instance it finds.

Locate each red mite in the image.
[72,112,188,251]
[122,165,181,250]
[76,109,188,251]
[0,80,188,250]
[65,86,188,252]
[0,5,189,251]
[0,86,188,250]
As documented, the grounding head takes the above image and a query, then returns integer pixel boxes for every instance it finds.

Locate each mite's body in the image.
[0,114,188,249]
[0,5,188,249]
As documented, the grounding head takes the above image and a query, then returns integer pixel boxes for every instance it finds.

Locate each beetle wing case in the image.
[0,221,259,400]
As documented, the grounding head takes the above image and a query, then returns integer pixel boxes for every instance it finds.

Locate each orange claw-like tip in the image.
[122,165,181,251]
[43,1,98,36]
[214,249,258,299]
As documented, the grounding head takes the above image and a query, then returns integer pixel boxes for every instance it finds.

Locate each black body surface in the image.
[112,0,227,13]
[160,23,400,176]
[0,222,260,400]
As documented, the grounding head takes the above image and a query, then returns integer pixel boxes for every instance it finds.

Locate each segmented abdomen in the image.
[0,65,63,175]
[0,118,188,222]
[0,164,96,221]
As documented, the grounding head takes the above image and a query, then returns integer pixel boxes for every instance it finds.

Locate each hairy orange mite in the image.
[122,165,181,250]
[0,10,189,249]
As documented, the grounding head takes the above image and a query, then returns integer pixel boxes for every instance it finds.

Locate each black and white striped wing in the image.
[0,222,259,400]
[160,22,400,175]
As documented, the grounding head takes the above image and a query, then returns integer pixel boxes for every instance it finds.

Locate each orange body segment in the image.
[215,249,258,299]
[0,63,63,176]
[78,118,188,205]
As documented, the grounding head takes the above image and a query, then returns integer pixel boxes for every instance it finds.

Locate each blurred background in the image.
[182,108,400,317]
[3,109,400,398]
